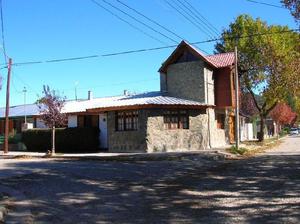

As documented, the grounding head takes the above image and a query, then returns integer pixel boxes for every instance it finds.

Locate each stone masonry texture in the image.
[166,61,206,102]
[146,109,209,152]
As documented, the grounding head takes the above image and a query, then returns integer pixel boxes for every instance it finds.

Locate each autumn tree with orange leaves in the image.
[269,103,297,126]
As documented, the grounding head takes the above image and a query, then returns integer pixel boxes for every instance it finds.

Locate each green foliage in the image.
[216,14,300,141]
[8,133,22,144]
[229,146,248,155]
[279,129,289,137]
[281,0,300,22]
[21,127,99,153]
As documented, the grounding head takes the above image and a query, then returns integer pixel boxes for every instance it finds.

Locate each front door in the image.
[99,113,108,149]
[229,115,235,144]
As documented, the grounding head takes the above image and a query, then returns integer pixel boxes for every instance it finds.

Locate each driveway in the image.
[0,136,300,223]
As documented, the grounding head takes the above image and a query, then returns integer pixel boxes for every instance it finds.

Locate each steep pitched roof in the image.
[159,40,234,73]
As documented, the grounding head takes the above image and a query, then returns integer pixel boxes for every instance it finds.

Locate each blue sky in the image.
[0,0,297,106]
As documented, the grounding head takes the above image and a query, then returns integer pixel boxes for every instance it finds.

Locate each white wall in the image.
[68,115,78,128]
[204,67,215,105]
[208,108,226,148]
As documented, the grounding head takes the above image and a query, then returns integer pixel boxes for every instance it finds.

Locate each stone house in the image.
[0,41,237,152]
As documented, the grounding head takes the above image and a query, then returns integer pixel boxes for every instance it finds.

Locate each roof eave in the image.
[87,103,214,113]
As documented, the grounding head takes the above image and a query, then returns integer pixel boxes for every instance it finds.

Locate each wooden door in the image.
[229,116,235,143]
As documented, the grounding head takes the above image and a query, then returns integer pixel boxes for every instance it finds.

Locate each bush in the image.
[229,146,248,155]
[8,133,22,144]
[21,127,99,153]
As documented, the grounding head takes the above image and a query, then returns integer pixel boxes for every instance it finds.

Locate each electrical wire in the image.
[97,0,178,44]
[0,0,7,63]
[1,28,298,67]
[245,0,285,9]
[164,0,215,39]
[90,0,168,46]
[116,0,185,41]
[181,0,220,35]
[174,0,219,38]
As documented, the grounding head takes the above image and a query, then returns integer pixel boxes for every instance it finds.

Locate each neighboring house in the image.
[0,41,238,152]
[0,104,47,135]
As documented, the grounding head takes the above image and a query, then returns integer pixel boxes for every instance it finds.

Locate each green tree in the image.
[216,14,300,141]
[281,0,300,24]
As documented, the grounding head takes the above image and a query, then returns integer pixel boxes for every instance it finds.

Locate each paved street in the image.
[0,136,300,223]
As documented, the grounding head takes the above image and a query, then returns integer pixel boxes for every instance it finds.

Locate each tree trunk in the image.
[51,126,55,155]
[258,114,265,142]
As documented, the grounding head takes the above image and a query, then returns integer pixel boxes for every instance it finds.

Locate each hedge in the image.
[21,127,99,153]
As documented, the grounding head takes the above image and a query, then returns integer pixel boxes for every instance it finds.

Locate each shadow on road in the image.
[1,155,300,223]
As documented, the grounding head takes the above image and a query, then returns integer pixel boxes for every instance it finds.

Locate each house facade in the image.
[72,41,237,152]
[0,41,238,152]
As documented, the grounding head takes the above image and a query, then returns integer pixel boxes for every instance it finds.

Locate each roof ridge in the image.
[206,52,234,57]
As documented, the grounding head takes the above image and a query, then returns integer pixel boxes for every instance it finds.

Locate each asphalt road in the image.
[0,135,300,223]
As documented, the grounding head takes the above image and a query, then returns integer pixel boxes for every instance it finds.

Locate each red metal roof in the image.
[205,52,235,68]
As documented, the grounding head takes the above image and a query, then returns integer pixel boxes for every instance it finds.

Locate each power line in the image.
[11,70,39,95]
[245,0,285,9]
[175,0,219,38]
[93,0,178,44]
[116,0,185,41]
[182,0,220,35]
[0,0,7,63]
[89,0,168,46]
[164,0,215,39]
[3,28,299,67]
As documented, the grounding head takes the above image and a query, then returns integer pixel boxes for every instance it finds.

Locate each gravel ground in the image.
[0,136,300,223]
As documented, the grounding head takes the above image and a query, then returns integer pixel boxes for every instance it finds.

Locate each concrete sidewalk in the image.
[0,149,232,161]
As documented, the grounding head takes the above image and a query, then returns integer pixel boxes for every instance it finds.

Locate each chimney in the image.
[88,90,93,100]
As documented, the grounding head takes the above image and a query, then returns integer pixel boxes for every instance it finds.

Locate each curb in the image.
[1,150,230,162]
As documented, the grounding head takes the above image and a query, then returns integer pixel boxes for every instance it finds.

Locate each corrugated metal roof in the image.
[85,92,209,110]
[0,92,210,118]
[0,104,40,118]
[187,41,234,68]
[205,52,235,68]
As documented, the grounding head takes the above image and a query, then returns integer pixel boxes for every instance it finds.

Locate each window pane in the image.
[115,111,138,131]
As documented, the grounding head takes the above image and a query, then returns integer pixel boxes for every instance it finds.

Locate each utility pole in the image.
[4,58,12,154]
[234,46,240,150]
[23,86,27,124]
[75,81,79,101]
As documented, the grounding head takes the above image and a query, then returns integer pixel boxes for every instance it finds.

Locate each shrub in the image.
[8,133,22,144]
[21,127,99,153]
[228,146,248,155]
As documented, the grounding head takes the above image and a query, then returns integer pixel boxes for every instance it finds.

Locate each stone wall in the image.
[146,109,209,152]
[160,72,167,93]
[166,61,206,102]
[107,110,148,152]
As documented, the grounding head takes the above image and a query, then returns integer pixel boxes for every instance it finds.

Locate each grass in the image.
[228,146,248,155]
[227,137,283,158]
